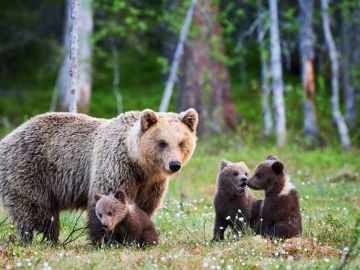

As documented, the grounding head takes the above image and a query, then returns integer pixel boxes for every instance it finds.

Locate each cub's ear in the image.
[220,159,231,171]
[94,193,102,202]
[114,189,127,204]
[141,109,159,132]
[266,154,278,161]
[271,161,284,175]
[179,108,198,132]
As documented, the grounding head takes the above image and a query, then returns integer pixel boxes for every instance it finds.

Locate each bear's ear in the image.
[220,159,231,171]
[94,193,102,202]
[141,109,159,132]
[114,189,127,204]
[179,108,198,132]
[267,154,278,161]
[238,161,246,166]
[271,161,284,175]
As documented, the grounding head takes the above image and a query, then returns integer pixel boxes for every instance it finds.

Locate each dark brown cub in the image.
[246,155,302,239]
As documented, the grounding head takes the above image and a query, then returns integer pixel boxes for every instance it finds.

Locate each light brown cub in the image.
[212,160,260,241]
[94,189,158,247]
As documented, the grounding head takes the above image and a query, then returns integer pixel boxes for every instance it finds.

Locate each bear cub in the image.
[94,189,158,247]
[246,155,302,239]
[212,160,259,241]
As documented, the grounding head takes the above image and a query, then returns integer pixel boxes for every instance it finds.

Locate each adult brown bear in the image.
[0,109,198,244]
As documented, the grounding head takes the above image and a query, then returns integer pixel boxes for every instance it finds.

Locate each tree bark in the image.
[177,44,207,135]
[298,0,319,140]
[258,0,273,136]
[68,0,79,113]
[341,7,358,129]
[177,0,240,134]
[159,0,197,112]
[54,0,93,113]
[269,0,286,147]
[321,0,351,149]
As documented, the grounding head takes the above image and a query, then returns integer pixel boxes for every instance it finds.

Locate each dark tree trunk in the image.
[177,0,240,134]
[177,44,207,135]
[298,0,319,140]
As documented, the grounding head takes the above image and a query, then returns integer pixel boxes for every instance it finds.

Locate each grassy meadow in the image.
[0,130,359,269]
[1,68,360,269]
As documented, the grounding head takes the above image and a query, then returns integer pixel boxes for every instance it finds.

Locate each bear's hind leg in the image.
[40,211,60,245]
[267,221,300,239]
[11,204,57,245]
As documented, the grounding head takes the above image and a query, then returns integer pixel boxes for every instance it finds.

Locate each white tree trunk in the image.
[269,0,286,147]
[111,43,123,114]
[258,0,273,136]
[298,0,319,140]
[159,0,197,112]
[54,0,93,113]
[321,0,351,149]
[68,0,79,113]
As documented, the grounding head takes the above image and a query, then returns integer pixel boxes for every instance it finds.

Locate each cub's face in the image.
[218,160,250,196]
[94,189,128,231]
[246,155,284,190]
[138,109,198,176]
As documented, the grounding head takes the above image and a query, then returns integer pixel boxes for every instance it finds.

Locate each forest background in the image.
[0,0,359,269]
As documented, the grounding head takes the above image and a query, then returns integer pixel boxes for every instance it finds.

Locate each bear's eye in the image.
[107,211,112,216]
[179,141,185,149]
[245,172,248,177]
[98,213,102,218]
[233,172,239,177]
[255,172,261,178]
[158,140,168,149]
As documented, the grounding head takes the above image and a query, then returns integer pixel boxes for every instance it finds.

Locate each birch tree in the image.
[269,0,286,147]
[321,0,351,149]
[298,0,319,140]
[257,0,273,136]
[52,0,93,113]
[159,0,197,113]
[68,0,79,113]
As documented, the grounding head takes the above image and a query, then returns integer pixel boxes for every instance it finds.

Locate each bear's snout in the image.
[169,161,181,172]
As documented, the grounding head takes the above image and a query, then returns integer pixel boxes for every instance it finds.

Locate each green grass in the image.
[1,132,359,269]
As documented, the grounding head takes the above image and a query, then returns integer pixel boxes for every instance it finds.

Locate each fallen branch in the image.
[0,216,9,227]
[61,210,86,247]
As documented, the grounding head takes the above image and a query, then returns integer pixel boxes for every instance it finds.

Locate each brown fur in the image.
[0,109,198,244]
[94,189,158,247]
[246,155,302,239]
[212,160,258,241]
